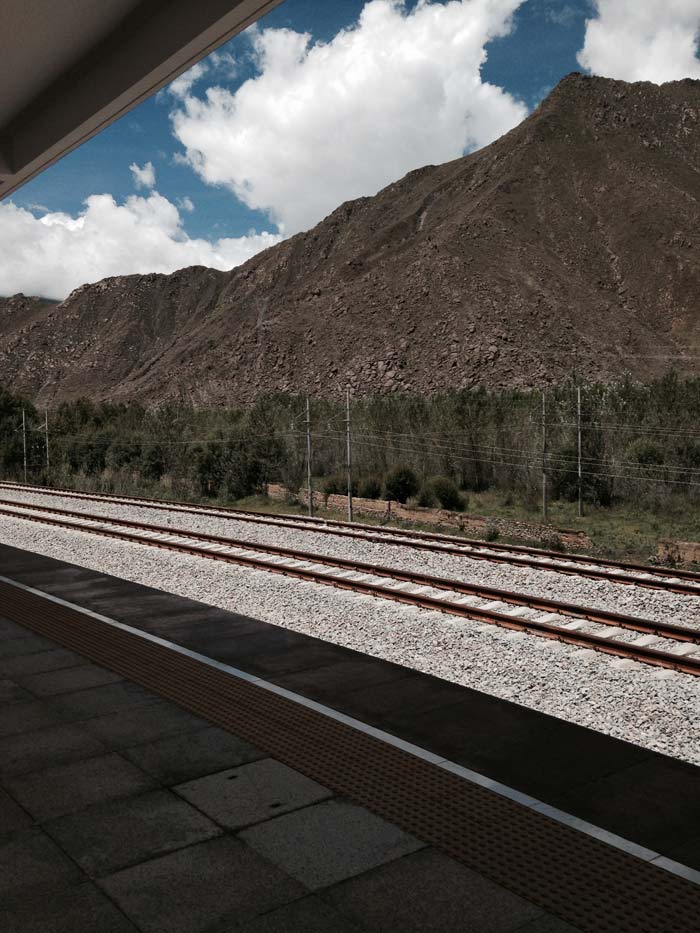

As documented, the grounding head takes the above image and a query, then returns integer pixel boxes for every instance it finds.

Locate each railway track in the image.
[2,498,700,677]
[1,480,700,597]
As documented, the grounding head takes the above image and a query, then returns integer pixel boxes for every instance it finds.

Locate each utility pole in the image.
[22,408,28,485]
[44,410,50,475]
[305,397,313,517]
[345,389,353,522]
[577,386,583,519]
[541,391,548,523]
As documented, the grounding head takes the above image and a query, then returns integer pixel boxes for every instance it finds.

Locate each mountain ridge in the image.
[2,72,700,406]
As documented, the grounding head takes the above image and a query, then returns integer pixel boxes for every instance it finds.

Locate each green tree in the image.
[384,465,419,503]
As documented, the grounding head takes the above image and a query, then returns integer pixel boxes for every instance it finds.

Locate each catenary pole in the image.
[345,388,353,521]
[45,409,50,475]
[305,397,313,517]
[541,391,548,523]
[22,408,27,484]
[577,386,583,518]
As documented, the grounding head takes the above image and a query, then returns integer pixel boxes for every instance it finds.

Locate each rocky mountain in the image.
[2,72,700,407]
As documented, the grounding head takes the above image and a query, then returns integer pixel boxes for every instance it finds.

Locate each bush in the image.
[430,476,465,511]
[538,531,565,552]
[416,484,437,508]
[322,473,357,501]
[384,465,419,504]
[322,474,345,496]
[485,522,500,542]
[358,475,382,499]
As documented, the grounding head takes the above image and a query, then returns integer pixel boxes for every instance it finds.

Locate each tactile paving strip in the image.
[2,578,699,933]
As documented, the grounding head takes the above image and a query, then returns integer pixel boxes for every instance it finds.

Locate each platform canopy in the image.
[0,0,281,200]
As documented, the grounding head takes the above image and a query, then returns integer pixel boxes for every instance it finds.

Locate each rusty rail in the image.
[2,500,700,677]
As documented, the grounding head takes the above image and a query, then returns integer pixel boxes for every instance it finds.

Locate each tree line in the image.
[3,373,700,514]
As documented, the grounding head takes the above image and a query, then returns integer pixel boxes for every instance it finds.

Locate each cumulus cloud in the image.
[578,1,700,83]
[167,61,209,99]
[129,160,156,188]
[0,194,281,300]
[171,0,528,234]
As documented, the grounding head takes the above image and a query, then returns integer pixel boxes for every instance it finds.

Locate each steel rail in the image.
[2,496,699,645]
[0,484,698,597]
[3,479,699,584]
[2,501,700,677]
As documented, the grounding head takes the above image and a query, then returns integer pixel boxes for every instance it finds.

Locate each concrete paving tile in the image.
[268,656,413,702]
[662,833,700,873]
[0,722,105,776]
[325,847,544,932]
[19,662,123,697]
[125,725,266,784]
[388,693,651,801]
[234,895,366,932]
[0,678,34,705]
[0,647,87,678]
[0,617,29,639]
[549,756,700,854]
[175,758,332,830]
[332,673,469,726]
[100,835,306,933]
[0,829,83,897]
[44,789,222,877]
[240,799,424,890]
[0,881,139,932]
[0,700,64,738]
[145,612,264,641]
[0,634,55,659]
[48,680,162,721]
[0,786,33,838]
[516,915,583,932]
[81,700,211,750]
[4,752,157,820]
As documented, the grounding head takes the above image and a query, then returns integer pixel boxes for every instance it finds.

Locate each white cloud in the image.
[0,194,281,300]
[129,160,156,189]
[578,1,700,83]
[171,0,528,235]
[209,50,238,78]
[167,61,209,99]
[178,196,195,212]
[545,4,579,27]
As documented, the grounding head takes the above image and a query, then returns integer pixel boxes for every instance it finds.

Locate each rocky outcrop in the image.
[2,73,700,407]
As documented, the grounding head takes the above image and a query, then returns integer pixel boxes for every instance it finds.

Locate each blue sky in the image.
[2,0,699,299]
[12,0,589,242]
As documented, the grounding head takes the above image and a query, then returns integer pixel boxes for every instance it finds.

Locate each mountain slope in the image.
[2,72,700,406]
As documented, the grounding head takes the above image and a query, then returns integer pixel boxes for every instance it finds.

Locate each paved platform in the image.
[1,606,573,931]
[1,543,700,931]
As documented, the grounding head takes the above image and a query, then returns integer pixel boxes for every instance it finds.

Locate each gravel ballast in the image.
[4,488,700,630]
[0,503,699,768]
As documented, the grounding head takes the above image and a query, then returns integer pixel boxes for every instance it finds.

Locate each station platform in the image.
[1,542,699,932]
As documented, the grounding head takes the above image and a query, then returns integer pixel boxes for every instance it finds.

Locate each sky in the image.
[2,0,700,300]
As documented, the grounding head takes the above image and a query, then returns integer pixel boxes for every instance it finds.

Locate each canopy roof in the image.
[0,0,281,199]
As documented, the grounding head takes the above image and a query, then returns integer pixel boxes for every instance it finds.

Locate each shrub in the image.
[322,473,357,501]
[358,475,382,499]
[322,474,345,496]
[538,531,565,552]
[485,522,500,542]
[430,476,465,511]
[384,465,420,504]
[416,484,437,508]
[626,439,665,466]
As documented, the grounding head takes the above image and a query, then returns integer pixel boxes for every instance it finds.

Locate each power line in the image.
[319,433,700,489]
[312,429,700,477]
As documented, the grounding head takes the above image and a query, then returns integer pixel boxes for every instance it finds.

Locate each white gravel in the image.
[0,501,699,768]
[4,487,700,631]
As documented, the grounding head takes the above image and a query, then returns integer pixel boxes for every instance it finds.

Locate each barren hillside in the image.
[2,72,700,406]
